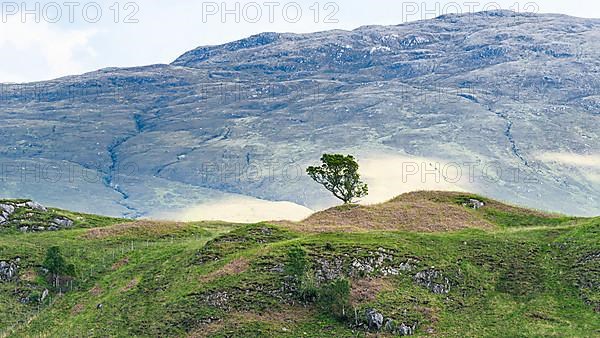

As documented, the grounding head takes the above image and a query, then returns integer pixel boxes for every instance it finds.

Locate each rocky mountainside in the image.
[1,10,599,218]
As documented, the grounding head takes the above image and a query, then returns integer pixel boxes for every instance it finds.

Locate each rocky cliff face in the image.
[1,10,599,218]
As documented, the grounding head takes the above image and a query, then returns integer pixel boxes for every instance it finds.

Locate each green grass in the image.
[0,193,598,337]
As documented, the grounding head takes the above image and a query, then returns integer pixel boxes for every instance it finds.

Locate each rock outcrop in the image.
[0,258,19,282]
[414,268,451,294]
[365,308,384,330]
[0,200,74,232]
[463,199,485,210]
[365,309,417,335]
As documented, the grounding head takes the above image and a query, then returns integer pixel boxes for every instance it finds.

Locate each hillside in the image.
[0,192,598,337]
[1,10,600,218]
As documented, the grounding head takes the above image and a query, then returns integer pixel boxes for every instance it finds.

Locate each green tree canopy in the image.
[43,246,75,277]
[306,154,368,204]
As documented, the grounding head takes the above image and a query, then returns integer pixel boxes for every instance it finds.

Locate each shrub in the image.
[318,278,351,320]
[285,246,308,285]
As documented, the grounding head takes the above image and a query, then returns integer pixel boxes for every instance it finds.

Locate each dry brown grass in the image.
[111,257,129,271]
[402,190,563,218]
[83,221,188,239]
[285,191,496,233]
[281,190,567,233]
[121,278,140,292]
[20,269,38,282]
[350,277,395,305]
[89,285,102,296]
[199,257,250,284]
[71,303,85,315]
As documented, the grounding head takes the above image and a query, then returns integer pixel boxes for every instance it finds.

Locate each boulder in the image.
[0,203,16,224]
[0,203,15,215]
[383,318,416,335]
[0,259,19,282]
[365,309,384,330]
[463,199,485,209]
[398,323,416,336]
[53,217,74,228]
[25,201,47,211]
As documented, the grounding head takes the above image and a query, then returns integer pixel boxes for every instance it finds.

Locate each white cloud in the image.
[358,154,470,204]
[536,152,600,183]
[536,152,600,169]
[0,15,97,82]
[154,195,314,223]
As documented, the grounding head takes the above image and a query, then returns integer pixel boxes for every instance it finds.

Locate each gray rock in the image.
[463,199,485,209]
[315,257,345,282]
[398,323,416,336]
[0,204,15,215]
[0,260,18,282]
[414,269,450,294]
[383,318,417,335]
[41,289,49,302]
[25,201,47,211]
[365,309,384,330]
[52,218,74,228]
[0,204,15,224]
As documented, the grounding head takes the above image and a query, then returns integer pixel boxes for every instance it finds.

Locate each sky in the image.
[0,0,599,83]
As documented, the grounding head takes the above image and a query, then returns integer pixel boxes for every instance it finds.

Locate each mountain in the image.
[1,191,598,336]
[1,10,599,218]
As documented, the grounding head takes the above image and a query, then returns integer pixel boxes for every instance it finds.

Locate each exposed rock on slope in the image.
[0,200,76,232]
[1,11,599,217]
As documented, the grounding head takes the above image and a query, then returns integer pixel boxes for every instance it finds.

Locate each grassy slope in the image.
[0,192,598,337]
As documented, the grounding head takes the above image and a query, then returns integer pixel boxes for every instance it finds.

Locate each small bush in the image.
[318,278,351,320]
[283,247,351,320]
[285,246,308,285]
[298,271,319,302]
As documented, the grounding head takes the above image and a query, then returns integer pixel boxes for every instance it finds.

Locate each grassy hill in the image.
[0,192,598,337]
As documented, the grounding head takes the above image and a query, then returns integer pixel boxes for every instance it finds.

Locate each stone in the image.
[413,269,450,294]
[53,217,74,228]
[365,309,384,330]
[398,323,415,336]
[41,289,49,302]
[315,257,345,282]
[0,259,18,282]
[463,199,485,210]
[25,201,47,211]
[0,203,15,215]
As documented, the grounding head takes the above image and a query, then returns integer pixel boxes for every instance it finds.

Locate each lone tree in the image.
[43,246,75,288]
[306,154,368,204]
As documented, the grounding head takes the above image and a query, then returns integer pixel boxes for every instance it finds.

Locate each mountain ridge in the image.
[1,10,599,218]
